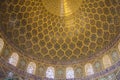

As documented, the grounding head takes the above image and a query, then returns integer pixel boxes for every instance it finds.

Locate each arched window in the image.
[111,50,119,63]
[0,38,4,52]
[66,67,74,79]
[118,42,120,52]
[46,67,55,79]
[8,52,19,66]
[8,72,14,78]
[27,62,36,74]
[85,63,94,76]
[103,55,111,68]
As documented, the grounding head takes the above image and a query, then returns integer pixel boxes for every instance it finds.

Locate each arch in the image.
[111,50,119,63]
[94,61,102,72]
[27,62,36,74]
[66,67,74,79]
[8,52,19,66]
[46,66,55,79]
[8,72,14,78]
[75,67,82,77]
[85,63,94,76]
[0,38,4,53]
[103,55,111,68]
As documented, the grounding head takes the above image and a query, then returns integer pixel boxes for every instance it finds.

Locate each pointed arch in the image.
[27,62,36,74]
[8,52,19,66]
[8,72,14,78]
[103,55,111,68]
[85,63,94,76]
[66,67,74,79]
[111,50,119,63]
[46,66,55,79]
[0,38,4,53]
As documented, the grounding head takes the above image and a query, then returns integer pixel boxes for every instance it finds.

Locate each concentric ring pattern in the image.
[0,0,120,64]
[42,0,82,16]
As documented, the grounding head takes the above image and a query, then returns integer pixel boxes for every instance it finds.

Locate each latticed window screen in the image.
[85,63,94,76]
[103,55,111,68]
[118,42,120,52]
[8,52,19,66]
[46,67,55,79]
[66,67,74,79]
[27,62,36,74]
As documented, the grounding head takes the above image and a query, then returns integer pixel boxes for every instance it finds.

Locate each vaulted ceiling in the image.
[0,0,120,64]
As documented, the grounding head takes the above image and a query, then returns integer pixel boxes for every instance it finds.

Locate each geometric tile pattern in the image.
[0,0,120,64]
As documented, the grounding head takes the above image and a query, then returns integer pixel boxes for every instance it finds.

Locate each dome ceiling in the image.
[0,0,120,64]
[42,0,82,16]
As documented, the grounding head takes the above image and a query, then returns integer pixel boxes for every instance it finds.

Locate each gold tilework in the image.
[0,0,120,64]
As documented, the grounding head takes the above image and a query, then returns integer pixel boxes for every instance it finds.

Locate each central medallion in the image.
[42,0,82,16]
